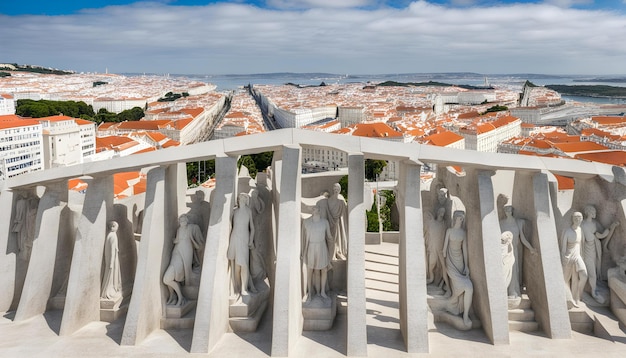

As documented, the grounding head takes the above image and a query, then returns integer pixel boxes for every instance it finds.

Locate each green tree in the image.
[338,175,348,198]
[238,155,258,178]
[186,159,215,186]
[365,159,387,181]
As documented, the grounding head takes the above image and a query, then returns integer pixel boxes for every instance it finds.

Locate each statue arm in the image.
[248,211,255,247]
[517,219,536,254]
[595,235,602,264]
[442,229,450,258]
[462,235,469,276]
[301,223,308,260]
[604,221,619,250]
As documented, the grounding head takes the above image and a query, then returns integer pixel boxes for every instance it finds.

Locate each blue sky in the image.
[1,1,625,74]
[2,0,623,15]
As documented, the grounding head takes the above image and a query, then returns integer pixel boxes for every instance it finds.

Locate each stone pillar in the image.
[398,160,428,353]
[122,164,183,345]
[271,145,303,357]
[346,153,367,357]
[191,155,237,353]
[475,170,509,345]
[15,180,69,321]
[0,189,16,312]
[528,172,571,338]
[60,175,113,335]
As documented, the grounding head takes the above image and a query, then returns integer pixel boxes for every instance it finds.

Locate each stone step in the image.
[365,276,398,294]
[161,308,196,330]
[571,322,594,334]
[336,294,347,315]
[364,259,398,275]
[570,308,594,334]
[508,320,539,332]
[364,269,398,285]
[508,308,535,321]
[518,295,532,310]
[364,251,399,266]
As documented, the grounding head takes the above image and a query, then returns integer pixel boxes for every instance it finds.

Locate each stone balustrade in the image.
[1,128,625,356]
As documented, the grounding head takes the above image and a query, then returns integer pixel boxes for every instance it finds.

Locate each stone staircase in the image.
[364,248,399,295]
[508,294,539,332]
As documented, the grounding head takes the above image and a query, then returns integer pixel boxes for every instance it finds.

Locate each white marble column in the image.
[271,145,303,357]
[398,160,428,353]
[121,163,184,345]
[15,180,69,321]
[532,172,571,338]
[191,155,237,354]
[0,189,16,312]
[60,175,113,335]
[476,170,509,345]
[347,153,367,357]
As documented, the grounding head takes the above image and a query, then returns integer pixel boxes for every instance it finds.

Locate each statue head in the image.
[583,205,596,219]
[179,214,189,226]
[504,205,514,217]
[452,210,465,226]
[437,188,448,204]
[194,190,205,203]
[312,204,321,216]
[333,183,341,195]
[501,231,513,244]
[572,211,583,226]
[108,221,119,232]
[238,192,250,207]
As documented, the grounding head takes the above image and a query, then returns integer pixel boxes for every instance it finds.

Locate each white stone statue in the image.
[425,206,447,287]
[13,194,38,261]
[187,190,209,269]
[228,193,257,296]
[443,210,473,328]
[323,183,348,260]
[499,205,536,297]
[163,214,204,306]
[101,221,122,300]
[12,194,28,258]
[248,186,267,282]
[581,205,619,302]
[561,211,587,307]
[302,205,333,302]
[501,231,515,292]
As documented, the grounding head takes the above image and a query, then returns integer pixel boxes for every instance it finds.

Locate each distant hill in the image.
[546,84,626,98]
[376,80,493,90]
[0,63,74,75]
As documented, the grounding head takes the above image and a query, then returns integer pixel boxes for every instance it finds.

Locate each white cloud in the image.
[266,0,376,9]
[543,0,593,7]
[1,1,624,75]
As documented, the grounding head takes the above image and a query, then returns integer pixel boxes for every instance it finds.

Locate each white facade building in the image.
[0,94,16,115]
[0,116,44,180]
[37,115,96,169]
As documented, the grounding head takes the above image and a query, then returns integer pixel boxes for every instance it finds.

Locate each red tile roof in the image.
[423,130,464,147]
[352,122,403,138]
[575,151,626,166]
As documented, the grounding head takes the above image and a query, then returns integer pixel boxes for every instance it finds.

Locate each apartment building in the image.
[37,115,96,168]
[0,94,16,115]
[0,115,43,179]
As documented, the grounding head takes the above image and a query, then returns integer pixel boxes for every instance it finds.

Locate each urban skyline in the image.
[1,1,625,76]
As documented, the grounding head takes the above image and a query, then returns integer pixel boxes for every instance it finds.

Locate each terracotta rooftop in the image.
[351,122,403,138]
[591,116,626,126]
[575,151,626,166]
[423,130,464,147]
[552,141,609,153]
